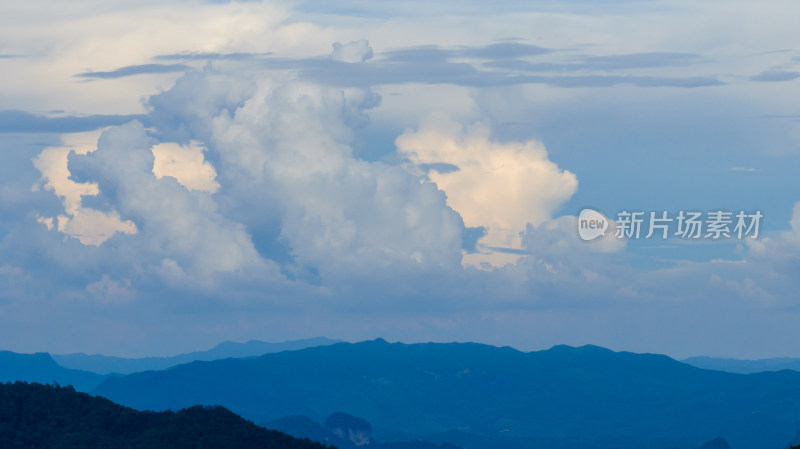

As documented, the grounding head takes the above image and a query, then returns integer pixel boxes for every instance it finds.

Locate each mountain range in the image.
[5,339,800,449]
[0,337,340,392]
[52,337,340,375]
[89,339,800,449]
[0,351,107,391]
[683,355,800,374]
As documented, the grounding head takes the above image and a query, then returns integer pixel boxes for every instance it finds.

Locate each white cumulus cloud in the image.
[206,78,465,277]
[396,114,578,268]
[67,121,279,284]
[152,140,220,193]
[33,130,137,246]
[330,40,374,63]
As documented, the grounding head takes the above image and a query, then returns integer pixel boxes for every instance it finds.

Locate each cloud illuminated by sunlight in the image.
[33,130,137,246]
[152,141,220,193]
[396,115,578,268]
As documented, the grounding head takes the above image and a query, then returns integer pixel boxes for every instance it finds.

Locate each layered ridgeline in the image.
[683,356,800,374]
[0,351,106,391]
[0,382,328,449]
[53,337,340,375]
[0,338,339,392]
[91,339,800,449]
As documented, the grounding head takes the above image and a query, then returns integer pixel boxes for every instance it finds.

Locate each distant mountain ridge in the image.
[91,339,800,449]
[683,355,800,374]
[0,351,106,392]
[52,337,340,374]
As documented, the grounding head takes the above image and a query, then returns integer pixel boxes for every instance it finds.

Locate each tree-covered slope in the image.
[0,381,332,449]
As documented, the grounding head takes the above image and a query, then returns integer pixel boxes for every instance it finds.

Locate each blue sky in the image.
[1,0,800,358]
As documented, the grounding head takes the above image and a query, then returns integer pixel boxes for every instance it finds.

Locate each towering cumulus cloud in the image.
[68,121,274,286]
[396,115,578,268]
[204,77,465,277]
[40,69,468,297]
[33,130,138,246]
[30,61,598,301]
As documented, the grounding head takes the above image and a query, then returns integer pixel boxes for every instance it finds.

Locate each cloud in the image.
[0,0,299,115]
[580,52,705,70]
[66,121,277,283]
[381,43,550,63]
[144,69,258,143]
[155,52,273,61]
[276,47,722,89]
[203,77,466,277]
[750,70,800,82]
[330,40,373,63]
[151,141,220,193]
[486,52,705,73]
[396,114,578,267]
[19,70,469,292]
[32,130,138,246]
[531,75,723,88]
[261,54,492,87]
[0,110,147,133]
[1,0,799,357]
[384,48,699,70]
[524,215,625,256]
[460,42,551,59]
[85,274,135,304]
[747,201,800,260]
[54,208,137,246]
[730,167,761,172]
[33,131,102,216]
[75,63,193,79]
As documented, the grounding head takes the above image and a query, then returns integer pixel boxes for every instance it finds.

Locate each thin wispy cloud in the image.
[730,167,761,172]
[76,63,193,79]
[0,110,147,133]
[155,52,273,61]
[750,70,800,82]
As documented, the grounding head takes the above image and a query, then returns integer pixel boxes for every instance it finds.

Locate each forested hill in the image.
[0,381,332,449]
[92,339,800,449]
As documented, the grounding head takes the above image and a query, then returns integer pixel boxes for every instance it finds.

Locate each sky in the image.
[1,0,800,359]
